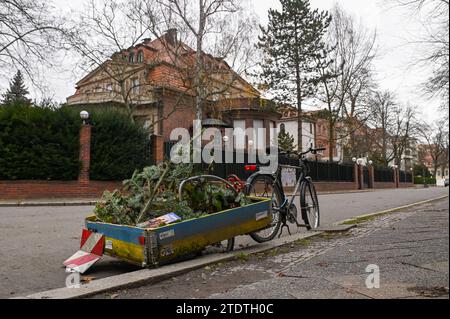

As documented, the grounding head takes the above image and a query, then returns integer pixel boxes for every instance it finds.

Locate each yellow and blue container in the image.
[85,197,272,267]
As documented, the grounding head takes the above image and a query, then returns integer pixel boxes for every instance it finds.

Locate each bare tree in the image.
[388,0,449,116]
[69,0,258,127]
[368,90,420,166]
[315,4,377,162]
[417,120,449,178]
[67,0,158,121]
[144,0,259,121]
[0,0,71,87]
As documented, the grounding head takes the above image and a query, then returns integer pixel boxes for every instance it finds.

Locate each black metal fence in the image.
[163,142,354,182]
[374,167,394,182]
[399,170,413,183]
[308,161,354,182]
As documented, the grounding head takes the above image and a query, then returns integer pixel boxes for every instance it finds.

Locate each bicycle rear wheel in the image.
[300,180,320,230]
[245,174,283,242]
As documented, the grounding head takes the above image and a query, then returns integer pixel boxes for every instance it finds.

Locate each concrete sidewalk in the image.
[91,197,449,299]
[0,198,98,207]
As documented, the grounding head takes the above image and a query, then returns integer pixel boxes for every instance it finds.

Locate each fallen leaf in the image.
[81,276,96,283]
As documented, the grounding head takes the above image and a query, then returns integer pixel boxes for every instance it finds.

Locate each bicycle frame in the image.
[246,160,309,214]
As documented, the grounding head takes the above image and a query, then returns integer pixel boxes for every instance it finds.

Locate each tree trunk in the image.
[194,0,205,121]
[296,66,302,152]
[120,80,134,123]
[381,117,387,166]
[328,119,334,162]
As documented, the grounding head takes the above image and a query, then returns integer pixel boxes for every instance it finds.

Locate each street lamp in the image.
[248,139,254,148]
[223,135,229,143]
[80,110,89,125]
[369,160,373,166]
[357,158,364,166]
[352,157,357,163]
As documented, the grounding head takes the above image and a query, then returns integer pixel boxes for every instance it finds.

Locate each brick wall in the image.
[284,181,357,194]
[314,181,358,193]
[159,91,196,141]
[0,180,121,200]
[373,182,397,189]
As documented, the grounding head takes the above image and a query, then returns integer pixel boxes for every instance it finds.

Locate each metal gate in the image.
[363,167,369,188]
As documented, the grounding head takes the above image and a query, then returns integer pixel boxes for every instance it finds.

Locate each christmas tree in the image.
[278,129,296,152]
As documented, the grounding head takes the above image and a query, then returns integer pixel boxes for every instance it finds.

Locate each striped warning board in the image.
[63,229,105,273]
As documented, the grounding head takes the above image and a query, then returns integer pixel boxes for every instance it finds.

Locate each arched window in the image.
[137,51,144,63]
[128,52,135,63]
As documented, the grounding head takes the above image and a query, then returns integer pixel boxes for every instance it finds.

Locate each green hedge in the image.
[89,111,152,181]
[0,103,152,181]
[414,176,437,185]
[0,103,80,180]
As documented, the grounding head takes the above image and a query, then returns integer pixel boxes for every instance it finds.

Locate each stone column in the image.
[78,124,91,183]
[354,163,361,190]
[368,164,375,189]
[393,167,399,188]
[152,135,164,164]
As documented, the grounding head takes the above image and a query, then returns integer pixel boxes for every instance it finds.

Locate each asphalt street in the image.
[0,187,447,298]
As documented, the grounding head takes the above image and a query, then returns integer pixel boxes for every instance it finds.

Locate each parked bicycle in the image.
[244,147,325,242]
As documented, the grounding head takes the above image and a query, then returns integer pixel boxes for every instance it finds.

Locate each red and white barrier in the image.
[63,229,105,273]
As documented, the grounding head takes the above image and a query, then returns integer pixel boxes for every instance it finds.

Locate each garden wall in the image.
[0,180,121,200]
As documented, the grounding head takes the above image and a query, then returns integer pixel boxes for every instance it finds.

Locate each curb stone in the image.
[23,231,323,299]
[0,201,98,207]
[335,195,449,226]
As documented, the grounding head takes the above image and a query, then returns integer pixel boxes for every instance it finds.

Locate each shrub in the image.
[414,176,437,185]
[0,103,152,181]
[0,103,80,180]
[88,111,152,181]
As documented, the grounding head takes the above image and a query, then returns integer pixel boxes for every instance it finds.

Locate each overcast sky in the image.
[0,0,442,122]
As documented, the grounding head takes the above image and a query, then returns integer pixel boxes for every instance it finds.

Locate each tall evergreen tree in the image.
[258,0,331,151]
[2,70,31,105]
[278,129,296,152]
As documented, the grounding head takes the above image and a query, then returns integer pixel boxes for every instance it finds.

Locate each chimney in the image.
[165,28,178,45]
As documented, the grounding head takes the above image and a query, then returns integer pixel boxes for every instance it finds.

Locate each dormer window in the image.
[137,50,144,63]
[128,52,135,63]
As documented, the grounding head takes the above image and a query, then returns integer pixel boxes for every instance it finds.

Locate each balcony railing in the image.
[66,91,156,105]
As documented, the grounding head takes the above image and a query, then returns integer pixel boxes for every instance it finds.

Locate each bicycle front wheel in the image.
[245,174,283,242]
[300,180,320,230]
